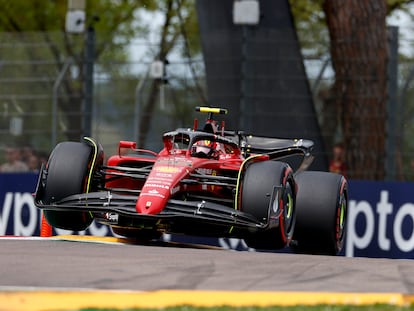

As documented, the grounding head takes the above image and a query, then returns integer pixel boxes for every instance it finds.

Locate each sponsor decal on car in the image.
[141,190,165,199]
[154,172,173,179]
[154,166,181,174]
[195,168,215,175]
[145,183,170,190]
[171,186,180,195]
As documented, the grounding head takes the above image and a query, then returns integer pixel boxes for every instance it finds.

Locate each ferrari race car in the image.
[35,107,348,255]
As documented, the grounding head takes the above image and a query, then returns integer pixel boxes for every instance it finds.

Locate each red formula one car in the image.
[35,107,348,255]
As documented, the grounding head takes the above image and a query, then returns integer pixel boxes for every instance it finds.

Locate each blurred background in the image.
[0,0,413,181]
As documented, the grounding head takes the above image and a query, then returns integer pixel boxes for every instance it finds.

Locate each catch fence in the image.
[0,31,413,180]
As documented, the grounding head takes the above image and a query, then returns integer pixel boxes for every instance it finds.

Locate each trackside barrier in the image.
[1,173,414,259]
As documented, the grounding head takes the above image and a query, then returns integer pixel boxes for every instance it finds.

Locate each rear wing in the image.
[244,135,313,153]
[238,134,315,172]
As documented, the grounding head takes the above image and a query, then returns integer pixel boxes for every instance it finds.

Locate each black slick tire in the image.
[240,161,296,250]
[292,171,348,255]
[42,141,96,231]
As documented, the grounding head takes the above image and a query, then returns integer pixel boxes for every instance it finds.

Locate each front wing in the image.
[34,190,281,238]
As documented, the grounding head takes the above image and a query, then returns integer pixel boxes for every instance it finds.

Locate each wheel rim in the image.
[287,192,293,219]
[337,192,347,240]
[283,181,295,234]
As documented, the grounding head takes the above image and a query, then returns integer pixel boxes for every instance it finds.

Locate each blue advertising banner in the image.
[346,180,414,259]
[0,173,39,236]
[1,173,414,259]
[0,173,111,237]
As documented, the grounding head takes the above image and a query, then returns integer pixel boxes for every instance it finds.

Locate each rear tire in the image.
[42,141,101,231]
[240,161,296,250]
[292,171,348,255]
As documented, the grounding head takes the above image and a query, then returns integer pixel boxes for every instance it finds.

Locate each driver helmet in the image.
[192,121,219,158]
[193,140,216,158]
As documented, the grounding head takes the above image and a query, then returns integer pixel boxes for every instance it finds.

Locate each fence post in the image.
[52,58,73,147]
[82,25,95,139]
[385,26,399,180]
[134,70,150,144]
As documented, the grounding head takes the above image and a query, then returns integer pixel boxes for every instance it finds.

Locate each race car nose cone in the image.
[136,186,170,214]
[137,197,163,214]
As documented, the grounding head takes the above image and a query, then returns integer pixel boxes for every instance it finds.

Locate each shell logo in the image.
[154,166,181,173]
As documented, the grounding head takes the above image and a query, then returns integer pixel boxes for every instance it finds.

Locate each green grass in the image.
[77,305,414,311]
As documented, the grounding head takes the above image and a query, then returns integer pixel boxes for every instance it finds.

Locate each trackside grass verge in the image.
[76,305,414,311]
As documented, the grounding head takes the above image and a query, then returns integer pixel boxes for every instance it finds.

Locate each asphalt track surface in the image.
[2,236,414,310]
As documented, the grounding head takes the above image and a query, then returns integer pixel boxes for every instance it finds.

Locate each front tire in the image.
[42,140,102,231]
[240,161,296,250]
[292,171,348,255]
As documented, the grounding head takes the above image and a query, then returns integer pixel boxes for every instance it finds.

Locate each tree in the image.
[0,0,203,150]
[289,0,414,180]
[0,0,156,144]
[137,0,204,147]
[323,0,388,180]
